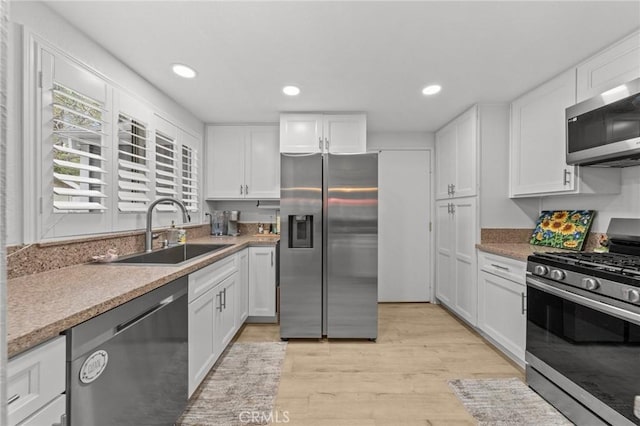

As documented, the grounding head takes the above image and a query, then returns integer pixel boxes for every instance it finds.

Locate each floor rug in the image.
[178,342,287,426]
[448,378,573,425]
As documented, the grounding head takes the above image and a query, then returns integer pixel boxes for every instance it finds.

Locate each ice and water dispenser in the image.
[289,215,313,248]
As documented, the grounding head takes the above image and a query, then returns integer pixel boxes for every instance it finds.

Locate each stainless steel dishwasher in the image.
[66,276,188,425]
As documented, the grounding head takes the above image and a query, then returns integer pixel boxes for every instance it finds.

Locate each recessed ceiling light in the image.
[422,84,441,96]
[172,63,197,79]
[283,85,301,96]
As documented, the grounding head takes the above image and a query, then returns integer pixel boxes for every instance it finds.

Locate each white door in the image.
[453,106,477,198]
[205,126,245,199]
[378,150,431,302]
[324,114,367,154]
[245,126,280,199]
[279,113,323,153]
[435,123,456,200]
[249,247,276,317]
[453,197,478,326]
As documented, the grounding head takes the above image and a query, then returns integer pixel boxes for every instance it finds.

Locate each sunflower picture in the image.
[529,210,595,251]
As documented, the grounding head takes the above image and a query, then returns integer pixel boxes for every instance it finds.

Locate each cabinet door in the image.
[280,113,323,153]
[454,107,477,198]
[435,123,456,200]
[188,287,217,397]
[249,247,276,318]
[215,274,238,350]
[245,126,280,199]
[237,249,249,324]
[453,198,478,326]
[577,30,640,103]
[18,394,65,426]
[478,271,526,364]
[510,69,577,196]
[205,126,245,199]
[435,200,454,306]
[324,114,367,154]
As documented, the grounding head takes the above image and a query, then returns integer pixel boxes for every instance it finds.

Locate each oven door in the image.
[526,275,640,425]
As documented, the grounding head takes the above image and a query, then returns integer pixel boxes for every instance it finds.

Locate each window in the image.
[51,82,107,212]
[154,131,178,211]
[181,144,198,212]
[117,113,151,212]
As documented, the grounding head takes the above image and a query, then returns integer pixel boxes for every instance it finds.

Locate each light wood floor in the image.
[236,303,524,425]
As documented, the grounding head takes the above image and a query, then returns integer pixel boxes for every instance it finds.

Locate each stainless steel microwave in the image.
[566,77,640,167]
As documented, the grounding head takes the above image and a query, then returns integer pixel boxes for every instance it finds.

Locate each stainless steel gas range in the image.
[526,218,640,426]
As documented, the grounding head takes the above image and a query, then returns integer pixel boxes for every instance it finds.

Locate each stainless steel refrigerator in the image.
[280,153,378,340]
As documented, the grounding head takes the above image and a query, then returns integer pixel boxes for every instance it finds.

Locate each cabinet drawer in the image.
[8,336,65,426]
[18,394,65,426]
[189,254,238,302]
[478,251,526,284]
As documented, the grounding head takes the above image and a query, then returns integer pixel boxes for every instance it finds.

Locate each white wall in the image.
[7,2,205,245]
[478,105,539,229]
[367,131,434,150]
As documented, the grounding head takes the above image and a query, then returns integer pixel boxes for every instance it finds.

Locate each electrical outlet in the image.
[634,396,640,419]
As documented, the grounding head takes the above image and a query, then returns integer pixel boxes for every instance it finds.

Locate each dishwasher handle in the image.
[116,295,175,334]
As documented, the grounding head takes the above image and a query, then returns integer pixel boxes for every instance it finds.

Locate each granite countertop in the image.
[8,234,279,358]
[475,243,567,262]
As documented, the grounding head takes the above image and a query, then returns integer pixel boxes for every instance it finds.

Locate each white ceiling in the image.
[43,1,640,132]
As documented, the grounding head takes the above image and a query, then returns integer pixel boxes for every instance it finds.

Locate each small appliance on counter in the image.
[228,210,240,236]
[207,210,228,236]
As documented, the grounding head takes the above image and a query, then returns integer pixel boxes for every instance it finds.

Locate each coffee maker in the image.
[208,210,228,236]
[227,210,240,236]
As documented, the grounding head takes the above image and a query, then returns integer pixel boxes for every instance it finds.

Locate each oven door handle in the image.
[527,275,640,325]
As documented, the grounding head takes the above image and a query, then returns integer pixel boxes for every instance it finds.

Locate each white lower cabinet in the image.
[8,336,65,426]
[477,251,526,366]
[248,246,277,321]
[435,197,478,326]
[188,253,246,397]
[237,248,249,324]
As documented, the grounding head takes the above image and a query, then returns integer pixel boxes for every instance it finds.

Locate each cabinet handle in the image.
[491,263,510,271]
[271,250,274,267]
[447,184,451,195]
[217,292,223,312]
[521,292,526,315]
[451,204,455,215]
[60,413,67,426]
[7,394,19,405]
[450,184,455,195]
[222,288,227,309]
[319,137,322,150]
[240,185,243,195]
[325,137,329,151]
[245,184,248,194]
[563,169,571,186]
[447,203,451,214]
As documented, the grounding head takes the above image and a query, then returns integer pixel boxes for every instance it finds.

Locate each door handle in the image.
[450,204,455,215]
[245,185,248,194]
[240,185,243,195]
[491,263,510,271]
[521,292,526,315]
[222,288,227,309]
[115,295,175,334]
[447,203,451,214]
[7,394,19,405]
[450,184,455,195]
[217,291,223,312]
[325,137,329,151]
[318,137,322,150]
[563,169,571,186]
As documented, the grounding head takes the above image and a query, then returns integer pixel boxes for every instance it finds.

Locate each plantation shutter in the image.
[155,131,178,211]
[52,82,108,212]
[181,145,198,212]
[117,113,151,212]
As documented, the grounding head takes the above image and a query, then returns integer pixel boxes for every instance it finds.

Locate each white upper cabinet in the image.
[280,113,366,154]
[206,125,280,199]
[576,30,640,103]
[435,105,477,200]
[509,69,620,198]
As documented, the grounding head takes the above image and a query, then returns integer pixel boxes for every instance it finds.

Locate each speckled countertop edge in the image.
[8,235,279,357]
[475,243,570,262]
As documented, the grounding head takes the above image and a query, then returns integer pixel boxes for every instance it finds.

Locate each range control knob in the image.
[533,265,549,276]
[627,289,640,303]
[582,278,600,291]
[550,269,566,280]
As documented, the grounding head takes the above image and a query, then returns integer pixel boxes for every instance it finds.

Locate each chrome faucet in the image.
[145,197,191,252]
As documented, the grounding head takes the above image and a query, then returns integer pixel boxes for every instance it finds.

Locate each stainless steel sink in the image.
[111,243,233,265]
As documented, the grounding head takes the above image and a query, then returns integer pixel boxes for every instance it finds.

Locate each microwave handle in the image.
[527,275,640,325]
